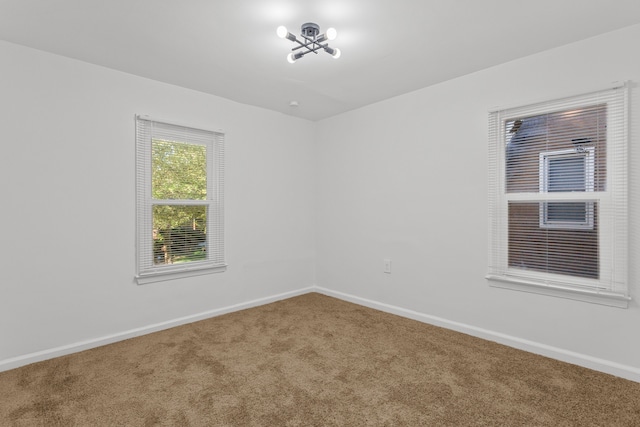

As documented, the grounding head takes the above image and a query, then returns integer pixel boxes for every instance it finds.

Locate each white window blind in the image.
[487,85,629,307]
[136,116,225,284]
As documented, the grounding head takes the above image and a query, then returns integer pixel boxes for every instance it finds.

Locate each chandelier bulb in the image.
[276,26,288,39]
[326,27,337,41]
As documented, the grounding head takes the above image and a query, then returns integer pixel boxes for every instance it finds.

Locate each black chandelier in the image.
[277,22,341,63]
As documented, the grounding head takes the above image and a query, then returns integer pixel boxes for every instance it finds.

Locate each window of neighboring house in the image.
[135,116,226,284]
[487,85,629,307]
[539,147,594,230]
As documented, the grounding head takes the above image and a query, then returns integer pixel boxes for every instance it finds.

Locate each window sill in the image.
[136,264,227,285]
[486,274,630,308]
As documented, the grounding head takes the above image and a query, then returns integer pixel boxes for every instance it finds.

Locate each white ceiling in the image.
[2,0,640,121]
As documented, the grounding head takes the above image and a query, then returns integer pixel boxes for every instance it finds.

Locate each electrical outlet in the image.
[384,259,392,274]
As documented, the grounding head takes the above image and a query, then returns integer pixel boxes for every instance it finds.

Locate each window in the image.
[487,86,629,307]
[539,147,594,229]
[136,116,225,284]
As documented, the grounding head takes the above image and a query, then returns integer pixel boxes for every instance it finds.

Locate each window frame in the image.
[135,115,226,284]
[487,86,629,308]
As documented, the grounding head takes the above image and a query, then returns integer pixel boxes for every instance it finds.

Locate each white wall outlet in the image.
[384,259,392,274]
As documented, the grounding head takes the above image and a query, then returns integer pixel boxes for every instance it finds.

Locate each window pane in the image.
[508,202,598,279]
[152,139,206,200]
[153,205,207,265]
[548,156,586,192]
[505,104,607,193]
[545,202,588,223]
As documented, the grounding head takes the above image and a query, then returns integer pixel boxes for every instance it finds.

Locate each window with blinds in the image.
[135,116,225,284]
[487,86,629,307]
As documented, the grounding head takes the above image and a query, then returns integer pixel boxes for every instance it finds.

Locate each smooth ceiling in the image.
[1,0,640,121]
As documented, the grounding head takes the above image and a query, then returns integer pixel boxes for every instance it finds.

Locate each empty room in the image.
[1,0,640,425]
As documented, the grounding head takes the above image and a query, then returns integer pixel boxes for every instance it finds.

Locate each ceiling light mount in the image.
[277,22,340,63]
[301,22,320,39]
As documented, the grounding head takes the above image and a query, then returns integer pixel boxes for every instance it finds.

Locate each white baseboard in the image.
[0,286,314,373]
[4,285,639,383]
[314,286,640,383]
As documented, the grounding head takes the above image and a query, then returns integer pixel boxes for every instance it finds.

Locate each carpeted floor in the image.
[1,292,639,426]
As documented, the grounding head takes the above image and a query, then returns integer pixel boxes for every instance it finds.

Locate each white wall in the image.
[315,24,640,379]
[0,41,316,364]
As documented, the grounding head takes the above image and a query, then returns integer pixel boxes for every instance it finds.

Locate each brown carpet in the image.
[1,293,639,426]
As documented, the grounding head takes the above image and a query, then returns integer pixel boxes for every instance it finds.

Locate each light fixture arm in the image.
[292,39,328,55]
[277,22,340,62]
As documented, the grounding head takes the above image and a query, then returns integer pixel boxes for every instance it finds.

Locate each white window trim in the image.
[135,115,226,284]
[487,85,629,308]
[538,147,595,230]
